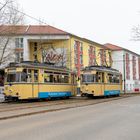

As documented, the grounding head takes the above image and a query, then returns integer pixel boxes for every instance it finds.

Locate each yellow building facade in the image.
[29,35,112,76]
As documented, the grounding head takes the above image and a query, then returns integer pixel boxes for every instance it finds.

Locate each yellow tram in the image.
[81,66,122,97]
[4,62,77,101]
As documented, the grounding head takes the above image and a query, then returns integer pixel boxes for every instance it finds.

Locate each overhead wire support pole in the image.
[123,54,126,94]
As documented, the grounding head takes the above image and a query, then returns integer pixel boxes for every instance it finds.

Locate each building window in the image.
[108,51,112,67]
[99,49,107,66]
[74,40,83,77]
[132,56,136,80]
[34,55,38,61]
[33,44,38,61]
[80,54,83,64]
[15,38,23,48]
[34,46,37,52]
[89,46,96,66]
[74,41,78,65]
[126,53,130,80]
[34,42,37,47]
[80,43,83,52]
[15,52,23,62]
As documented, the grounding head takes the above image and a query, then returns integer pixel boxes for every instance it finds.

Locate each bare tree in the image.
[0,0,24,67]
[132,25,140,41]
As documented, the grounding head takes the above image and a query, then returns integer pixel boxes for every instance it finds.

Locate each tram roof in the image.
[6,61,72,72]
[83,66,120,74]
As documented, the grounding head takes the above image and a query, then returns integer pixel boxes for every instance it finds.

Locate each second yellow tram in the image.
[81,66,122,97]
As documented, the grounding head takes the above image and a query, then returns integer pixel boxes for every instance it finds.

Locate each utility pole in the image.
[123,54,126,94]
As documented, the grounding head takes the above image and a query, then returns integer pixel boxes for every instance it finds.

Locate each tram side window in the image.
[53,75,58,83]
[108,74,113,83]
[44,71,53,83]
[113,75,120,83]
[27,69,32,82]
[21,69,32,82]
[64,75,69,83]
[54,74,69,83]
[92,72,102,83]
[97,73,101,83]
[34,70,38,82]
[93,74,98,82]
[44,71,69,83]
[92,73,100,83]
[21,69,27,82]
[102,73,104,83]
[107,74,120,83]
[44,73,50,82]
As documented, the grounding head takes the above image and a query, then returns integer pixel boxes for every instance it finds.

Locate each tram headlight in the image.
[5,86,8,90]
[86,88,88,91]
[9,89,13,93]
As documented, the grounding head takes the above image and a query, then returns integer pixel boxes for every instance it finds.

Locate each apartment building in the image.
[105,43,140,92]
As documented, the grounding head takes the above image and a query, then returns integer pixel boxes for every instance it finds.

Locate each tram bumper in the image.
[81,90,94,97]
[5,95,19,101]
[81,91,90,97]
[81,93,88,97]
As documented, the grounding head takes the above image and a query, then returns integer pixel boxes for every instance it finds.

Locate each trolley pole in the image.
[123,54,126,94]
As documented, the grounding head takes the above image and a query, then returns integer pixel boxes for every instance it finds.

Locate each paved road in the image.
[0,96,140,140]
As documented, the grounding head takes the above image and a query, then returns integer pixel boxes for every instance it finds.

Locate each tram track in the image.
[0,98,89,113]
[0,94,137,121]
[0,97,86,106]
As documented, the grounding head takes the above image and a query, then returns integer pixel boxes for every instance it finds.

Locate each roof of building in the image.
[0,25,68,35]
[104,43,123,51]
[82,38,109,50]
[104,43,140,56]
[0,25,110,50]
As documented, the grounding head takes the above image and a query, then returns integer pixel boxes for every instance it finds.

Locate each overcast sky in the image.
[17,0,140,54]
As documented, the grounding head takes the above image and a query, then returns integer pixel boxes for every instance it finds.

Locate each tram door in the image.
[32,70,39,98]
[100,72,105,95]
[71,74,76,96]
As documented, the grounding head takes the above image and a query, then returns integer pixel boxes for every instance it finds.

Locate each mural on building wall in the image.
[42,45,67,67]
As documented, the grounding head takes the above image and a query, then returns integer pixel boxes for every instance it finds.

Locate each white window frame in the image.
[15,38,24,48]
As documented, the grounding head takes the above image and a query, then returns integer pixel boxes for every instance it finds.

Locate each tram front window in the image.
[6,69,29,83]
[21,72,27,82]
[82,74,94,83]
[82,74,98,83]
[7,73,20,82]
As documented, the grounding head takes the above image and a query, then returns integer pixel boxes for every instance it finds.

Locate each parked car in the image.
[0,87,5,102]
